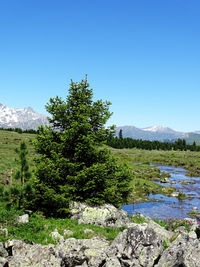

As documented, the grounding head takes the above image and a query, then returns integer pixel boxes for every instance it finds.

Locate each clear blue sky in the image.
[0,0,200,132]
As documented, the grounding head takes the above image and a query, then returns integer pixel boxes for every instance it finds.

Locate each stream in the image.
[121,164,200,220]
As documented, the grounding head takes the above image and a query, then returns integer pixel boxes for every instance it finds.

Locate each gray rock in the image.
[5,239,61,266]
[107,224,164,267]
[50,228,64,242]
[55,237,109,267]
[147,220,173,242]
[103,257,121,267]
[0,227,8,237]
[160,177,170,183]
[69,202,132,228]
[17,214,29,223]
[75,261,88,267]
[175,226,188,235]
[63,229,74,236]
[155,234,200,267]
[171,192,179,197]
[84,228,95,234]
[0,242,8,258]
[0,256,8,266]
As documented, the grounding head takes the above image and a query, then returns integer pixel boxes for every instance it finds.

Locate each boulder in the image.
[103,257,121,267]
[0,242,8,258]
[16,214,29,223]
[5,239,61,266]
[69,202,132,228]
[0,256,8,266]
[155,234,200,267]
[106,224,164,267]
[147,220,173,242]
[50,228,64,242]
[55,237,109,267]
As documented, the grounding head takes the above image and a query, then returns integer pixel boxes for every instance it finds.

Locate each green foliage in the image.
[153,218,192,232]
[109,147,200,177]
[33,77,132,216]
[131,214,148,224]
[163,239,169,250]
[107,135,200,151]
[152,218,169,229]
[3,142,33,209]
[177,193,187,200]
[0,204,124,244]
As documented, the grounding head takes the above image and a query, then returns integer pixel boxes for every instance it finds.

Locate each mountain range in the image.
[0,102,199,145]
[116,125,200,145]
[0,103,49,130]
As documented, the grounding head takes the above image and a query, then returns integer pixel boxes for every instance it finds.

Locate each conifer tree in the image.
[4,142,32,209]
[33,77,132,216]
[119,129,123,139]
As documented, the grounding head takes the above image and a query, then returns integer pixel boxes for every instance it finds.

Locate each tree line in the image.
[107,130,200,151]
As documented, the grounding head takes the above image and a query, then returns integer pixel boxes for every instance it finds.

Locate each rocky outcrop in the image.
[106,224,164,267]
[0,203,200,266]
[4,239,61,266]
[155,233,200,267]
[55,237,109,267]
[69,202,133,228]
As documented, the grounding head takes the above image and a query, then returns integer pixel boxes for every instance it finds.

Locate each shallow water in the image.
[121,164,200,220]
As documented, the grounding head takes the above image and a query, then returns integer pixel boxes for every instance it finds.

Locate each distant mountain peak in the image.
[0,102,49,130]
[142,125,179,133]
[116,125,184,142]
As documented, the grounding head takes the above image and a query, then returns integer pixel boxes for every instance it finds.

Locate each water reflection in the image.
[121,164,200,220]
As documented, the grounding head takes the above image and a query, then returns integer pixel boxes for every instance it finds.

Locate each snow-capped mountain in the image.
[116,125,200,144]
[142,126,179,134]
[0,102,49,130]
[116,125,185,142]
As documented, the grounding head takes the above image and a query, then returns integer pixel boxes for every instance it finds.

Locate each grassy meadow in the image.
[0,130,35,185]
[110,147,200,177]
[108,146,200,203]
[0,129,200,204]
[0,130,200,244]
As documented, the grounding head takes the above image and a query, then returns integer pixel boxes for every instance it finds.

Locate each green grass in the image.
[131,214,148,224]
[108,147,178,203]
[187,210,200,217]
[109,147,200,177]
[0,205,124,245]
[0,130,35,184]
[153,218,192,232]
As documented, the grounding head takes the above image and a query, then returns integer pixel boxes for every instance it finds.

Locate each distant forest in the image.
[1,127,199,152]
[107,130,200,151]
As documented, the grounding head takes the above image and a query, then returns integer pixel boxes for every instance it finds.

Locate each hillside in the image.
[116,125,200,144]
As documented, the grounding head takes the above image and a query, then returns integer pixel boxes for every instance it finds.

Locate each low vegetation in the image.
[109,147,200,177]
[153,218,192,232]
[0,203,123,245]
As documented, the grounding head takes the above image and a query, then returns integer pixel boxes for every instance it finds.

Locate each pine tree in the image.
[33,77,132,217]
[3,142,32,209]
[119,129,123,139]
